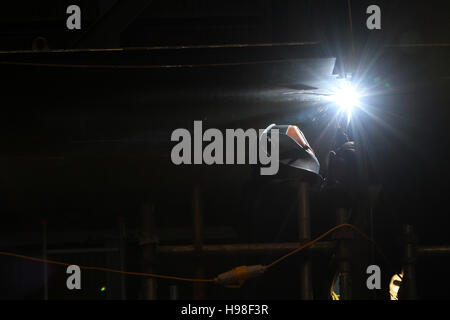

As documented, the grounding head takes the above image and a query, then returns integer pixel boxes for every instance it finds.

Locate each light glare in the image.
[331,82,360,120]
[334,86,359,112]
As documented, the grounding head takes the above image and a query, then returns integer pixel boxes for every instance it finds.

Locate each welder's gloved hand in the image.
[328,140,358,190]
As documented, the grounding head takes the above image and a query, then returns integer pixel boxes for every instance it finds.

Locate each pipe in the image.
[158,241,334,255]
[42,218,48,300]
[336,208,352,300]
[47,248,119,254]
[298,182,313,300]
[417,245,450,255]
[140,203,158,300]
[399,224,417,300]
[193,184,206,299]
[118,216,127,300]
[169,285,179,300]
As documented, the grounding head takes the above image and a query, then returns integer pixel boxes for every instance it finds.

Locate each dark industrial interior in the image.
[0,0,450,300]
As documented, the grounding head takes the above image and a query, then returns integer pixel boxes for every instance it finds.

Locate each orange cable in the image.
[0,251,214,283]
[0,224,388,284]
[266,223,390,269]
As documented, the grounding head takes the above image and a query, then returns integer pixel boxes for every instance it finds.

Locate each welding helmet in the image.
[260,124,320,181]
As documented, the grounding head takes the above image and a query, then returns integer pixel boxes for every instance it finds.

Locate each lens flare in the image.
[331,83,360,119]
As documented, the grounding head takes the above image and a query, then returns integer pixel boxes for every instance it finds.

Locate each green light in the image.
[385,82,390,87]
